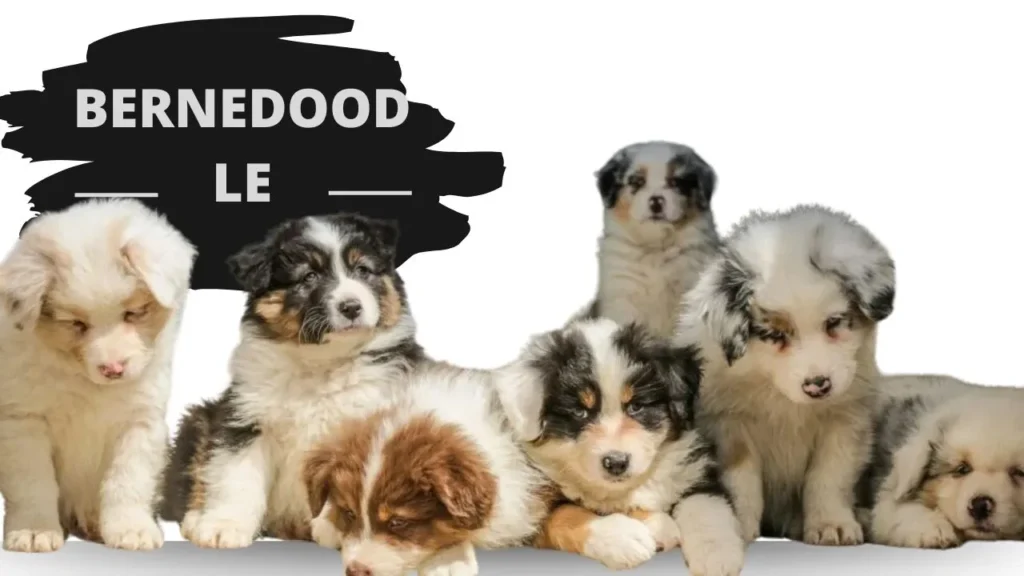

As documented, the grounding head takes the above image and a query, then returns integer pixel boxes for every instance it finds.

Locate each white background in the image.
[1,1,1023,574]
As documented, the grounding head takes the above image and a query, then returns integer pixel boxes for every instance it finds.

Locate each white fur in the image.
[0,199,195,552]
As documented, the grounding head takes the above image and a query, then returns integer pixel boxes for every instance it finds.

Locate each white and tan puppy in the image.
[0,199,196,552]
[857,376,1024,547]
[675,204,896,545]
[581,141,721,338]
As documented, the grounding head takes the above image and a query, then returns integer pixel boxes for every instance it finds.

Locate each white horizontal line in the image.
[74,193,159,198]
[328,191,412,196]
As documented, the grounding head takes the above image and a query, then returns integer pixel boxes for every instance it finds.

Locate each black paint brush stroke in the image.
[0,15,505,290]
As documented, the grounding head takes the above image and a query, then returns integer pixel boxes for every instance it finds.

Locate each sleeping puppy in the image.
[857,376,1024,547]
[304,364,556,576]
[674,204,896,545]
[0,199,195,552]
[160,212,424,548]
[580,141,721,338]
[497,318,745,575]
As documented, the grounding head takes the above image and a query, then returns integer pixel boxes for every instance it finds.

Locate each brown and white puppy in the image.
[497,318,745,576]
[160,212,424,549]
[857,375,1024,547]
[304,364,554,576]
[675,204,896,545]
[0,199,195,552]
[580,141,721,338]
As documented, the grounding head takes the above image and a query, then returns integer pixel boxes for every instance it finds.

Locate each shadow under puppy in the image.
[0,199,196,552]
[674,204,896,544]
[497,318,745,575]
[160,212,424,548]
[304,363,557,576]
[580,141,721,338]
[857,375,1024,547]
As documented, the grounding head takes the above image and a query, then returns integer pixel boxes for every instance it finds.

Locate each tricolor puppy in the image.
[582,141,721,338]
[857,375,1024,548]
[0,199,195,552]
[675,204,896,545]
[304,364,555,576]
[160,212,424,548]
[497,318,745,575]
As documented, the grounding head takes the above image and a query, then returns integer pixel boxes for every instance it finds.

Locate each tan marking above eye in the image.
[620,385,634,405]
[579,389,596,409]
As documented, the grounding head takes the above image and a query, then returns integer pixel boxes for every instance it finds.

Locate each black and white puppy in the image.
[497,318,745,576]
[675,204,896,545]
[160,212,424,548]
[857,375,1024,548]
[581,141,721,338]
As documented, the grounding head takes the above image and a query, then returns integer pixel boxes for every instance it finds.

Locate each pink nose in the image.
[99,361,126,379]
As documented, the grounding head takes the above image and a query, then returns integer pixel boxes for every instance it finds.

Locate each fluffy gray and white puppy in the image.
[674,204,896,545]
[857,375,1024,548]
[580,141,721,338]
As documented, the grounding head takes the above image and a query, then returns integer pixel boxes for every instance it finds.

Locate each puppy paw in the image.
[803,513,864,546]
[3,529,65,553]
[101,510,164,551]
[583,514,658,570]
[684,541,746,576]
[641,511,681,552]
[418,541,478,576]
[185,516,257,549]
[735,509,761,543]
[311,516,342,550]
[886,508,961,549]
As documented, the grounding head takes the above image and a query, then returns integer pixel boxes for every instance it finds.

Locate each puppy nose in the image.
[802,376,833,399]
[346,562,372,576]
[601,451,631,476]
[969,495,995,521]
[648,196,665,214]
[98,361,126,379]
[338,300,363,320]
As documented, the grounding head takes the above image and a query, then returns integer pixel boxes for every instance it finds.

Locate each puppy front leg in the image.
[418,539,479,576]
[534,504,657,570]
[181,438,270,549]
[99,410,168,551]
[869,498,960,549]
[0,418,64,553]
[802,419,868,546]
[719,431,763,543]
[673,494,746,576]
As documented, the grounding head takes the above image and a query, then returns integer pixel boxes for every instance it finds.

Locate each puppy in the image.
[857,376,1024,547]
[497,318,745,575]
[0,199,195,552]
[160,212,424,548]
[674,204,896,544]
[582,141,721,338]
[304,363,555,576]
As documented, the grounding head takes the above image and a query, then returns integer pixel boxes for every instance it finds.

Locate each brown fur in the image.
[121,285,172,343]
[533,503,599,554]
[612,187,634,224]
[580,389,597,410]
[620,384,634,405]
[252,290,303,341]
[184,408,215,512]
[378,276,403,329]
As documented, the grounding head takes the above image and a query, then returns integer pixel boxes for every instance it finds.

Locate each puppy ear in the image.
[227,239,274,293]
[424,446,497,531]
[809,219,896,322]
[0,239,56,329]
[673,151,718,210]
[119,224,197,308]
[303,446,339,517]
[363,216,400,266]
[494,359,547,443]
[595,151,628,208]
[656,344,704,432]
[682,250,755,365]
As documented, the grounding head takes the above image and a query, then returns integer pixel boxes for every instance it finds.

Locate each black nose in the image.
[338,299,363,320]
[346,563,372,576]
[601,452,631,476]
[969,495,995,521]
[802,376,833,399]
[648,196,665,214]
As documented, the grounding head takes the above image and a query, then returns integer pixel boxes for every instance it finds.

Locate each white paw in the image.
[185,515,257,549]
[683,534,746,576]
[736,509,761,543]
[418,542,478,576]
[804,512,864,546]
[583,514,658,570]
[311,516,342,550]
[642,512,680,552]
[101,510,164,551]
[886,508,961,549]
[3,529,65,553]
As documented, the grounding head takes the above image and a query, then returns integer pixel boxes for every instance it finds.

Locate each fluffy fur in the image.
[304,364,556,576]
[674,204,896,544]
[581,141,721,338]
[497,318,745,575]
[0,199,196,552]
[160,212,424,549]
[857,375,1024,547]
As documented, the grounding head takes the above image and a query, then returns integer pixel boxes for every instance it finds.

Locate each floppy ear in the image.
[654,344,704,432]
[494,359,547,443]
[677,151,718,210]
[226,239,274,293]
[684,250,756,365]
[119,222,197,308]
[423,445,498,531]
[362,216,400,267]
[810,221,896,322]
[595,151,629,208]
[887,419,945,502]
[0,241,55,329]
[303,446,339,517]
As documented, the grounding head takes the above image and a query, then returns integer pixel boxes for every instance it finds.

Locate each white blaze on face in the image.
[625,144,688,223]
[305,218,381,329]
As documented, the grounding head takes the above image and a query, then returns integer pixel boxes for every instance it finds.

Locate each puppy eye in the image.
[625,403,644,417]
[1010,467,1024,481]
[340,508,356,523]
[123,308,147,323]
[824,315,845,337]
[953,462,973,477]
[627,175,646,189]
[354,264,374,276]
[387,517,409,531]
[571,407,590,420]
[303,271,319,284]
[71,320,89,335]
[763,329,788,346]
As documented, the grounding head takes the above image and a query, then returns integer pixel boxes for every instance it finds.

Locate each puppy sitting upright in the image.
[584,141,721,338]
[160,212,424,548]
[675,205,896,545]
[858,376,1024,547]
[0,199,196,552]
[498,318,745,576]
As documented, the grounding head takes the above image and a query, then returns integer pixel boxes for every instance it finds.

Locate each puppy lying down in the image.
[304,363,556,576]
[857,374,1024,547]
